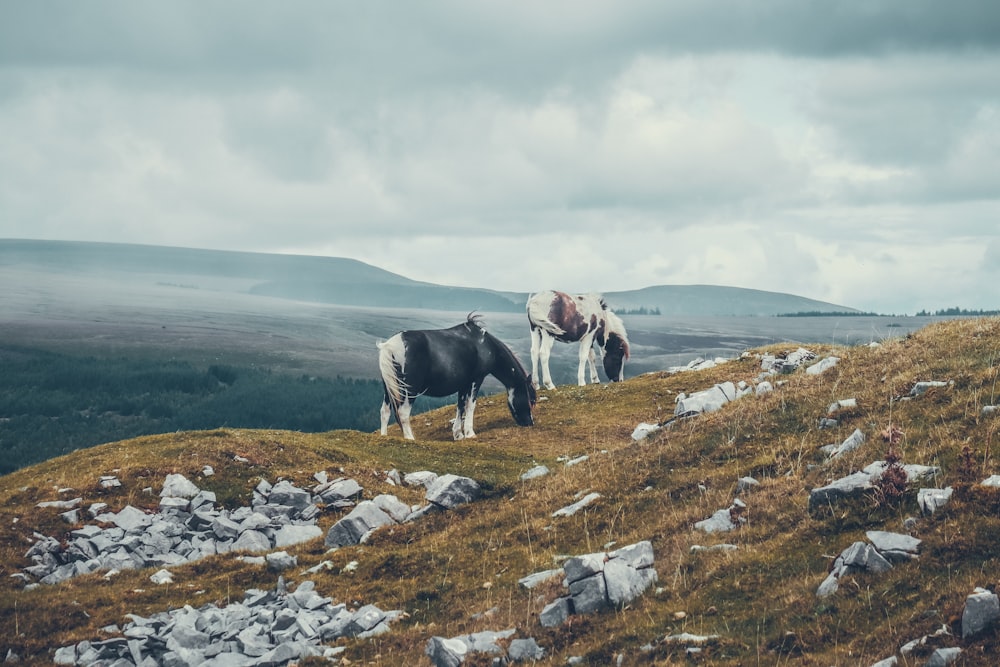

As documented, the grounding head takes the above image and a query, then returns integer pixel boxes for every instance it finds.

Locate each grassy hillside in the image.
[1,317,999,665]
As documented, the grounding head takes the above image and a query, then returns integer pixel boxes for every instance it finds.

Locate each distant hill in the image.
[604,284,859,317]
[0,239,856,316]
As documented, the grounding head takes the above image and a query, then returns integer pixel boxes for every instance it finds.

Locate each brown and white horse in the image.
[526,290,631,390]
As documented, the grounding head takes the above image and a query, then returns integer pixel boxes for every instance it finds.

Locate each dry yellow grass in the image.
[2,317,1000,665]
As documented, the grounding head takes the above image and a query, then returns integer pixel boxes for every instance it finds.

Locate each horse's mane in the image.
[604,308,629,341]
[465,312,485,330]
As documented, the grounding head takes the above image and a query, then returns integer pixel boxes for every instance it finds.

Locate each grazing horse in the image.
[378,314,536,440]
[527,290,631,390]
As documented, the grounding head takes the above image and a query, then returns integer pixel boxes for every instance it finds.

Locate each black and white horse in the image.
[378,315,536,440]
[527,290,631,390]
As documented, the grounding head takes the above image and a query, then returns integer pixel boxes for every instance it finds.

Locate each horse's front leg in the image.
[587,347,601,384]
[577,333,597,386]
[452,387,478,440]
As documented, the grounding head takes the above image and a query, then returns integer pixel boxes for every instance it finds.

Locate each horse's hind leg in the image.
[538,333,557,390]
[528,327,543,389]
[380,398,392,435]
[397,398,416,440]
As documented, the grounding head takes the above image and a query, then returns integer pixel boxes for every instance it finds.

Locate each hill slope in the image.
[0,239,856,315]
[3,317,998,665]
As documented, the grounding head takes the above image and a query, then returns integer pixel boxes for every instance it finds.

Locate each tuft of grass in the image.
[2,317,1000,664]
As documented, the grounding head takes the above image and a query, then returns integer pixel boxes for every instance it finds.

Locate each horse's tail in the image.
[526,292,566,336]
[377,335,407,404]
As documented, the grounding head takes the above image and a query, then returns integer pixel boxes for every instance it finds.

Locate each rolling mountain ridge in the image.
[0,239,857,316]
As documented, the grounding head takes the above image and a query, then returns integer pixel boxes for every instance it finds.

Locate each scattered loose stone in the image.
[518,568,563,589]
[918,487,954,515]
[425,629,518,667]
[668,357,731,373]
[962,587,1000,638]
[425,474,481,509]
[24,472,354,586]
[806,356,840,375]
[821,428,866,460]
[809,461,942,511]
[907,380,951,397]
[520,465,549,481]
[694,499,747,534]
[980,475,1000,487]
[552,492,601,518]
[325,473,482,549]
[827,398,856,413]
[761,348,816,375]
[55,578,402,666]
[631,422,661,441]
[816,532,920,597]
[538,541,657,627]
[690,544,738,553]
[675,381,751,417]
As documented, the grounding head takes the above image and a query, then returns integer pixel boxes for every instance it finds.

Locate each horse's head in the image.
[507,375,537,427]
[602,332,630,382]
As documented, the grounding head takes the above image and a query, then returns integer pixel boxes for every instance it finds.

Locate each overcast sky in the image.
[2,2,998,314]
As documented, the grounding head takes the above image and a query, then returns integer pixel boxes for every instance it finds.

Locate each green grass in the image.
[2,317,1000,665]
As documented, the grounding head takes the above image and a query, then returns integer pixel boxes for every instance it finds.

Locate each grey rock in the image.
[694,502,746,533]
[425,474,482,509]
[604,558,656,607]
[403,471,439,488]
[569,573,609,614]
[324,501,396,548]
[267,480,312,510]
[520,465,550,481]
[272,524,322,548]
[552,492,602,518]
[609,541,655,570]
[674,382,738,416]
[806,356,840,375]
[539,597,574,628]
[518,568,563,589]
[425,636,467,667]
[840,541,892,574]
[231,530,271,553]
[909,381,950,397]
[962,587,1000,638]
[265,551,297,572]
[826,428,865,459]
[866,531,920,557]
[918,487,953,515]
[563,552,607,583]
[509,637,545,661]
[160,474,200,499]
[317,478,363,502]
[925,647,962,666]
[112,505,152,531]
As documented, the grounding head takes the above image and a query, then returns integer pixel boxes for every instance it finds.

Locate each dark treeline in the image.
[619,306,662,315]
[914,307,1000,317]
[0,347,445,475]
[782,308,1000,318]
[778,311,885,317]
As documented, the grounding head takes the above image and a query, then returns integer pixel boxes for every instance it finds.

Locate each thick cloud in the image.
[1,1,998,313]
